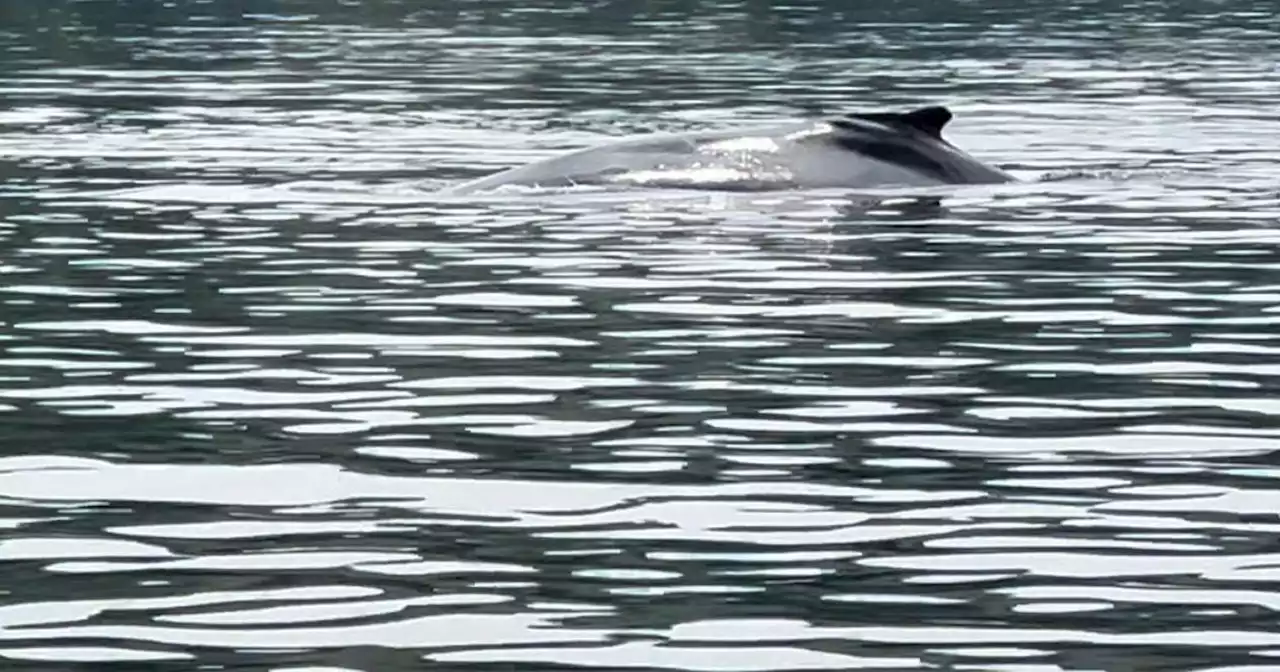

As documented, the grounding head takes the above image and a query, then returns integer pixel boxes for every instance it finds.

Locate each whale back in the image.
[440,105,1011,194]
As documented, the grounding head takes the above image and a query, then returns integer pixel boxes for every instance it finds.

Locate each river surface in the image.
[2,1,1280,670]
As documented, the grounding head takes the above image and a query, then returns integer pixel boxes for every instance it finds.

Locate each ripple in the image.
[3,0,1279,669]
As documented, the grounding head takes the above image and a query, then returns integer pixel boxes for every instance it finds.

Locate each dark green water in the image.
[2,1,1280,670]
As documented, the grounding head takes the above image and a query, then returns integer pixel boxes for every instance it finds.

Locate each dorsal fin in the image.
[844,105,953,139]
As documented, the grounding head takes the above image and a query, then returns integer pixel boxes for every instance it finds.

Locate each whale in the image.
[439,105,1014,195]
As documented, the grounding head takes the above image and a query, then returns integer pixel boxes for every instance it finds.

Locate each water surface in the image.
[2,1,1280,670]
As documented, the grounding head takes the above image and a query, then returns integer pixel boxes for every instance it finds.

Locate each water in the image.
[2,0,1280,670]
